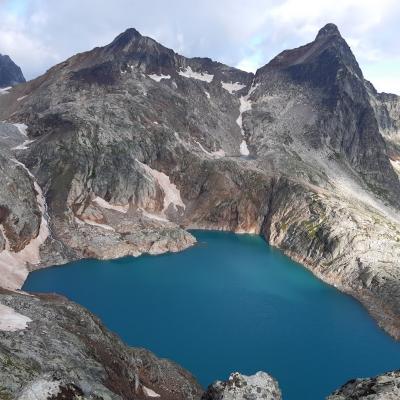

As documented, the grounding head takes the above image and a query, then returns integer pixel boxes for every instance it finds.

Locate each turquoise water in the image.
[23,231,400,399]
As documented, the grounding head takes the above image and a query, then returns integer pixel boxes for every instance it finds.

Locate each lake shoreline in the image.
[23,230,400,400]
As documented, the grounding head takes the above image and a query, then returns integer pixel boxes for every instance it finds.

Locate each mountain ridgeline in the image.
[0,23,400,399]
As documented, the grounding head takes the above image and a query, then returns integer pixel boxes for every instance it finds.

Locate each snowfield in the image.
[136,160,185,214]
[221,81,246,94]
[93,196,129,213]
[148,74,171,82]
[178,66,214,83]
[0,303,31,331]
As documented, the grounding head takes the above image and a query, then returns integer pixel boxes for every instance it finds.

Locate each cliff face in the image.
[366,81,400,167]
[0,54,25,88]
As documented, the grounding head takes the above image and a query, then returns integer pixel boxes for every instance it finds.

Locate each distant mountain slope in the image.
[366,80,400,167]
[0,54,25,88]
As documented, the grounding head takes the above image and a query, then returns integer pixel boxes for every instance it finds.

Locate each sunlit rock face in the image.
[202,372,282,400]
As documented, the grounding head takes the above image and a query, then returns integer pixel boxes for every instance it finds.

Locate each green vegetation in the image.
[302,219,325,238]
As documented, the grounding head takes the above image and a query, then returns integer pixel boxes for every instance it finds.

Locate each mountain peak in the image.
[118,27,141,39]
[315,23,341,41]
[0,54,25,88]
[107,28,142,51]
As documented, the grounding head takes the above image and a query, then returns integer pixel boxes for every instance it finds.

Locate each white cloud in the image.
[235,58,259,73]
[370,77,400,95]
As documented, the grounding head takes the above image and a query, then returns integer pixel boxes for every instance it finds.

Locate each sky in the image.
[0,0,399,94]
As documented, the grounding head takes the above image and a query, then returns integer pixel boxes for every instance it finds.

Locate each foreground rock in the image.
[202,372,282,400]
[0,289,203,400]
[328,370,400,400]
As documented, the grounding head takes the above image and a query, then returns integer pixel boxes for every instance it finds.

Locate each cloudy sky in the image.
[1,0,399,94]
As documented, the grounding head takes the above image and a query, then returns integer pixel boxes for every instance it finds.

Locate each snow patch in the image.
[240,140,250,156]
[0,159,50,290]
[81,218,115,231]
[142,386,160,398]
[0,86,11,95]
[12,139,35,150]
[17,95,28,101]
[221,81,246,94]
[248,82,259,96]
[204,91,211,99]
[121,65,136,75]
[390,159,400,175]
[74,216,85,225]
[0,303,31,331]
[13,123,28,136]
[148,74,171,82]
[178,66,214,83]
[93,196,129,213]
[136,160,185,214]
[236,91,253,156]
[195,140,225,158]
[140,209,169,222]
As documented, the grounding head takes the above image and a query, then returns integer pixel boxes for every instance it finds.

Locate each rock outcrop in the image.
[202,372,282,400]
[0,54,25,88]
[328,370,400,400]
[0,289,203,400]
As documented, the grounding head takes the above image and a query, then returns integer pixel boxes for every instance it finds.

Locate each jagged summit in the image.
[43,25,252,88]
[107,27,142,51]
[257,22,362,82]
[315,23,342,40]
[116,27,142,40]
